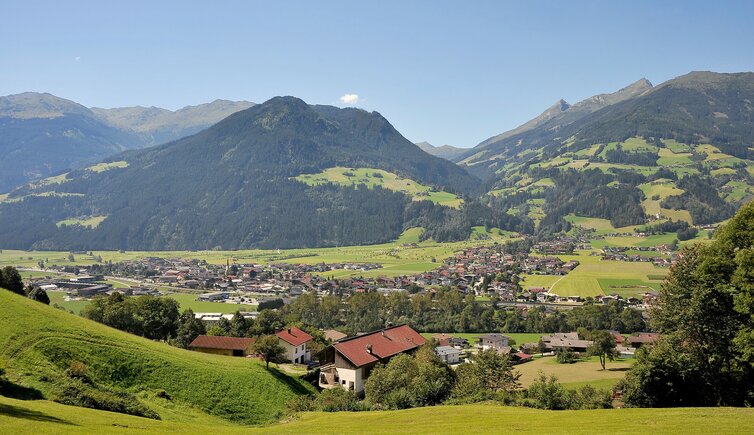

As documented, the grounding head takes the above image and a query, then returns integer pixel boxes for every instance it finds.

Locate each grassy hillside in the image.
[0,290,313,425]
[294,167,463,208]
[2,395,752,434]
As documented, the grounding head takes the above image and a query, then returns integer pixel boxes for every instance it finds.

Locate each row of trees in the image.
[281,288,646,336]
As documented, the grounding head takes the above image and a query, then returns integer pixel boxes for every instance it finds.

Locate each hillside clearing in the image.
[294,167,463,208]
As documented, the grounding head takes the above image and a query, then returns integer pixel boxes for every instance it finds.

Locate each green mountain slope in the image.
[0,290,313,425]
[464,71,754,232]
[0,97,483,250]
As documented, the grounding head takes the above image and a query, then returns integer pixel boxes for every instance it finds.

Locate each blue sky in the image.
[2,1,753,148]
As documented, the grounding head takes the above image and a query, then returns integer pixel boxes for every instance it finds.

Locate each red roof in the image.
[276,326,314,346]
[332,324,426,367]
[189,335,255,350]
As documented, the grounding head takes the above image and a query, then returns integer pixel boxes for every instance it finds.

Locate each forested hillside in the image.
[0,97,521,250]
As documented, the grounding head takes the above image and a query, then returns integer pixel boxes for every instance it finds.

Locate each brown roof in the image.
[189,335,255,350]
[332,324,426,368]
[276,326,314,346]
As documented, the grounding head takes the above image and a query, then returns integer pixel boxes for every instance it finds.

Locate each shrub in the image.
[55,377,160,419]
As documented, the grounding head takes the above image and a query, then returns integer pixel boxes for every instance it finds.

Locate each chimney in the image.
[366,344,373,355]
[287,328,291,334]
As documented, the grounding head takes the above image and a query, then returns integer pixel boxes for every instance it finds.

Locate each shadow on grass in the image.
[607,367,630,372]
[0,379,44,400]
[267,367,313,395]
[0,403,76,425]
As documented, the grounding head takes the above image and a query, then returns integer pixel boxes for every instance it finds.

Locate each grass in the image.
[55,215,108,229]
[514,355,633,387]
[2,396,753,435]
[547,251,668,297]
[0,291,313,425]
[86,161,129,172]
[294,167,463,208]
[597,278,662,299]
[46,291,257,315]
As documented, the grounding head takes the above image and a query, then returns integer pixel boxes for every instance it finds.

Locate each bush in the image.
[287,388,367,413]
[55,377,160,420]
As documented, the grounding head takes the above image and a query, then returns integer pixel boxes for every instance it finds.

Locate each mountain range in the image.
[2,71,754,250]
[0,97,486,250]
[0,92,253,190]
[415,141,467,160]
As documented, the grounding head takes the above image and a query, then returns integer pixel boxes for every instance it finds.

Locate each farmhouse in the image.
[318,324,426,393]
[435,345,462,364]
[275,326,313,364]
[188,335,256,357]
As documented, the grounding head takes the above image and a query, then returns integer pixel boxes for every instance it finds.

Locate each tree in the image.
[555,347,578,364]
[0,266,24,295]
[27,287,50,305]
[364,345,455,409]
[174,309,206,348]
[472,349,520,393]
[587,330,619,370]
[253,335,285,369]
[621,201,754,407]
[527,372,571,410]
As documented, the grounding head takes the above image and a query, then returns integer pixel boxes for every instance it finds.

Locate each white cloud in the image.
[339,93,359,105]
[75,56,81,61]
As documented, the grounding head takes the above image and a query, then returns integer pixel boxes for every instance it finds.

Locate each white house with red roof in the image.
[275,326,313,364]
[318,324,426,393]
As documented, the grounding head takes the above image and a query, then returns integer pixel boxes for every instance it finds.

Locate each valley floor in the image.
[2,396,752,434]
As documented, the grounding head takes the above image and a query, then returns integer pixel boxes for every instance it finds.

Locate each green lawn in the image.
[4,395,752,434]
[515,355,634,387]
[0,291,313,425]
[547,251,668,297]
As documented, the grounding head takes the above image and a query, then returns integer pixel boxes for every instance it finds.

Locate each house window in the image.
[342,380,346,385]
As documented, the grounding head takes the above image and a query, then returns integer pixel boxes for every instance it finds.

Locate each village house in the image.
[189,335,256,357]
[275,326,313,364]
[435,345,462,364]
[318,324,426,394]
[541,332,593,352]
[477,333,512,354]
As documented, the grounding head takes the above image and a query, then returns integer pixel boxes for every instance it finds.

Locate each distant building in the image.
[197,291,229,302]
[189,335,256,357]
[435,345,462,364]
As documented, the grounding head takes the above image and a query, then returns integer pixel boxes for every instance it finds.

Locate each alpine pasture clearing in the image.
[294,167,463,208]
[55,215,108,229]
[0,291,313,426]
[3,396,752,435]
